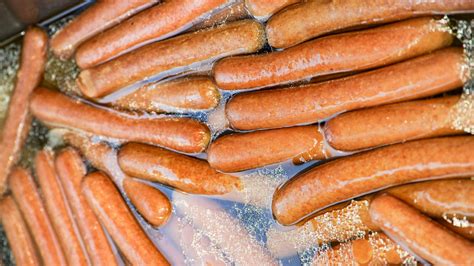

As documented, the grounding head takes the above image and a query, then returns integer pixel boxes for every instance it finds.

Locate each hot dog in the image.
[55,148,119,266]
[111,76,220,113]
[50,0,158,60]
[0,27,47,196]
[312,232,414,265]
[245,0,299,20]
[0,196,40,266]
[208,125,329,172]
[438,219,474,241]
[60,130,172,228]
[267,0,474,48]
[123,178,172,227]
[77,19,265,98]
[369,194,474,265]
[35,149,89,266]
[214,17,453,91]
[190,2,248,31]
[8,167,66,265]
[76,0,230,68]
[118,142,241,194]
[272,136,474,225]
[82,172,169,265]
[325,95,464,151]
[173,192,277,265]
[29,87,210,153]
[387,179,474,219]
[226,47,467,130]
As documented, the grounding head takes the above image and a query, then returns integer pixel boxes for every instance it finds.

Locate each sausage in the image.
[60,130,173,228]
[164,216,228,265]
[77,19,265,98]
[173,192,278,265]
[226,47,467,130]
[214,17,453,91]
[55,148,119,266]
[325,95,464,151]
[35,149,89,266]
[312,232,411,265]
[50,0,158,60]
[8,167,66,265]
[267,0,474,49]
[369,194,474,265]
[82,172,170,265]
[245,0,299,20]
[437,219,474,241]
[266,199,375,258]
[123,178,172,227]
[272,136,474,226]
[208,125,329,172]
[118,142,241,195]
[75,0,230,69]
[29,87,210,153]
[190,2,248,31]
[111,76,221,113]
[387,179,474,219]
[0,27,47,196]
[0,196,40,266]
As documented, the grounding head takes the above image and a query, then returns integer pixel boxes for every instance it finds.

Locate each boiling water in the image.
[1,7,473,266]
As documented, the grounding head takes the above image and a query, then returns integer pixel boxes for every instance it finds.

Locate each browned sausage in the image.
[438,219,474,241]
[82,171,170,265]
[387,178,474,219]
[245,0,299,19]
[118,142,241,194]
[55,148,118,266]
[272,136,474,225]
[29,87,210,153]
[111,76,221,113]
[35,149,89,265]
[190,2,248,31]
[77,19,265,98]
[76,0,230,68]
[208,125,329,172]
[0,27,47,196]
[50,0,158,59]
[214,17,453,91]
[8,167,66,265]
[123,179,172,227]
[0,196,40,266]
[369,194,474,265]
[325,95,464,151]
[226,47,466,130]
[267,0,474,48]
[60,130,173,228]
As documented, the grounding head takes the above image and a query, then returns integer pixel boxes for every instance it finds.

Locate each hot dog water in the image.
[0,0,473,265]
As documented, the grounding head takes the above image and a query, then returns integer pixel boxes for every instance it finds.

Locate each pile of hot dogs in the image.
[0,0,473,265]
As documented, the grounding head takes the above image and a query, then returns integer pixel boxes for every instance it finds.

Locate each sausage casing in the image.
[77,19,265,98]
[0,27,47,195]
[226,48,466,130]
[369,194,474,265]
[82,172,170,265]
[272,136,474,225]
[214,17,453,91]
[118,142,241,194]
[208,125,328,172]
[30,87,210,153]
